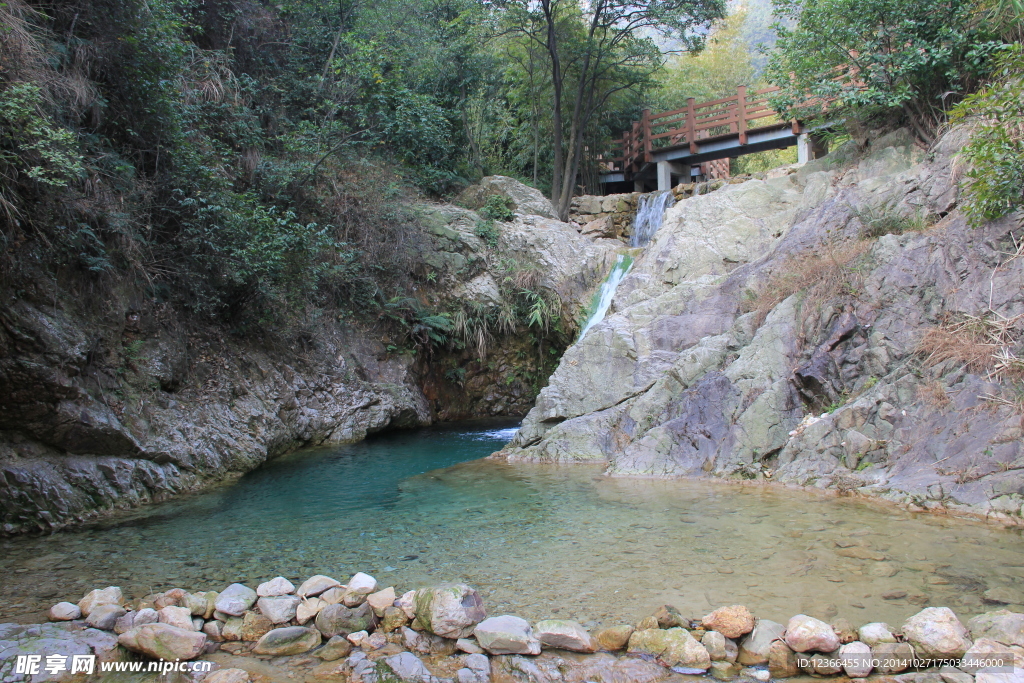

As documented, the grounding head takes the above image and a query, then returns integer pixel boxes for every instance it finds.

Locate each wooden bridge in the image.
[599,85,824,194]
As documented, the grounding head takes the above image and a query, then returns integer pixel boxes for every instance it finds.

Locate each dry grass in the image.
[917,380,953,410]
[918,312,1024,379]
[743,240,872,324]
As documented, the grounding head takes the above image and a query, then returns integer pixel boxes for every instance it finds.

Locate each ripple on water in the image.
[2,418,1023,627]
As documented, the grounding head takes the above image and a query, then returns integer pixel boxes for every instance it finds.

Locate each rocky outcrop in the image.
[1,176,620,534]
[496,127,1024,523]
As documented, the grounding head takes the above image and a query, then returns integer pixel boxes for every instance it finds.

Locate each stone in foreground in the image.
[86,603,126,630]
[118,623,207,661]
[215,583,258,617]
[413,583,487,639]
[366,586,397,616]
[703,605,756,639]
[873,641,916,673]
[205,669,251,683]
[841,640,873,678]
[859,622,897,646]
[49,602,82,621]
[595,624,634,651]
[534,619,599,653]
[968,610,1024,647]
[258,595,301,624]
[474,615,542,655]
[628,627,711,670]
[384,652,435,683]
[738,619,786,665]
[297,574,342,597]
[315,602,373,638]
[78,586,124,617]
[769,639,799,678]
[253,626,321,655]
[296,596,326,624]
[785,614,840,653]
[314,634,354,661]
[256,577,295,597]
[903,607,973,659]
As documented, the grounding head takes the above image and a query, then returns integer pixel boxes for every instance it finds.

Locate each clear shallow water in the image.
[2,419,1024,630]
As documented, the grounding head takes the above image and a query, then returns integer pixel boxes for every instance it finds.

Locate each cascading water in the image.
[578,253,633,341]
[630,190,675,248]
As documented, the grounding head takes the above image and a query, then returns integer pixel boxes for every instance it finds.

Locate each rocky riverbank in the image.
[0,178,620,536]
[497,126,1024,525]
[4,570,1023,683]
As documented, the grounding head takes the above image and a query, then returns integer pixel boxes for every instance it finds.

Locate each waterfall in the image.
[630,190,675,248]
[578,254,633,341]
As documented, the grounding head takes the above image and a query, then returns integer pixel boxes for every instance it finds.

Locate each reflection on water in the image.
[2,418,1023,629]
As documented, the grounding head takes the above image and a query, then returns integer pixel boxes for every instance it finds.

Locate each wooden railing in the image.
[603,85,799,176]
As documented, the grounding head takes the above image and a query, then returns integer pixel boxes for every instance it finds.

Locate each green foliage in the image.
[850,200,927,238]
[474,219,500,248]
[381,297,453,351]
[0,82,83,188]
[481,194,515,221]
[655,12,755,108]
[766,0,1000,143]
[952,44,1024,225]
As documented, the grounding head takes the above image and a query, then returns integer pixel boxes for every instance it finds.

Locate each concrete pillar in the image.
[797,133,811,164]
[657,161,686,191]
[657,160,672,192]
[633,179,646,193]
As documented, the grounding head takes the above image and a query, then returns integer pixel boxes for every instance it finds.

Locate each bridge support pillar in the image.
[657,161,685,192]
[798,133,811,164]
[798,133,828,164]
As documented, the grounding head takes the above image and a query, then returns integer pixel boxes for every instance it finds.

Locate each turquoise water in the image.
[3,419,1024,630]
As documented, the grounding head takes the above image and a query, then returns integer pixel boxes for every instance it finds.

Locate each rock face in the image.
[1,173,618,534]
[628,627,711,670]
[413,584,487,639]
[118,623,207,660]
[494,129,1024,522]
[457,175,559,219]
[903,607,973,659]
[475,615,542,655]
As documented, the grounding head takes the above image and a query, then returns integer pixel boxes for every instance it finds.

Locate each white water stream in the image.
[578,191,676,340]
[578,253,633,340]
[630,190,675,247]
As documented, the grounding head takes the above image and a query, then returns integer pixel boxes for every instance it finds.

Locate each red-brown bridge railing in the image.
[604,85,799,177]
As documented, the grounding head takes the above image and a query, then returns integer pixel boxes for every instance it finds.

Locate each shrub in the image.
[951,44,1024,226]
[481,194,515,222]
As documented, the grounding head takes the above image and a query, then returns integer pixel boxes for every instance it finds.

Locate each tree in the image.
[765,0,999,144]
[655,11,756,108]
[495,0,725,219]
